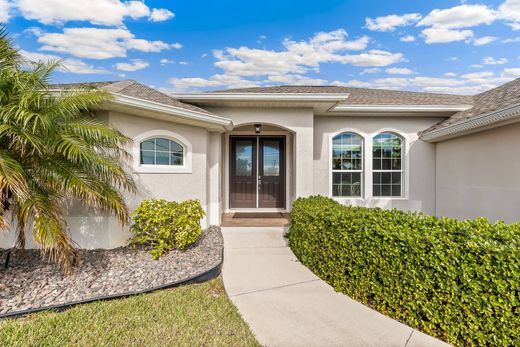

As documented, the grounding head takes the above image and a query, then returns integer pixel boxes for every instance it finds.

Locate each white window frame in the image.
[133,129,192,174]
[329,130,365,199]
[372,131,404,198]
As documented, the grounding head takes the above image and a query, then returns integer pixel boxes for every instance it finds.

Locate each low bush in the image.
[288,196,519,346]
[130,199,205,259]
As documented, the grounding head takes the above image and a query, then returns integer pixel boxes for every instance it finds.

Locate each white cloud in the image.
[417,4,497,44]
[444,72,457,77]
[179,61,189,65]
[35,27,176,59]
[360,68,381,75]
[421,27,474,44]
[149,8,174,22]
[399,35,416,42]
[0,0,10,23]
[503,67,520,77]
[365,13,422,32]
[503,36,520,42]
[418,4,497,29]
[446,56,459,61]
[115,59,149,71]
[498,0,520,28]
[335,68,517,95]
[472,36,498,45]
[21,50,108,74]
[482,56,508,65]
[14,0,151,25]
[386,67,413,75]
[266,74,327,85]
[160,58,174,65]
[169,29,404,91]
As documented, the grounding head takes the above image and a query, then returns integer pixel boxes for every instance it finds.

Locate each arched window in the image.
[140,137,184,166]
[331,132,363,197]
[372,132,403,197]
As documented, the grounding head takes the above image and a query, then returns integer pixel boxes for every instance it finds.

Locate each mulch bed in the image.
[0,226,223,315]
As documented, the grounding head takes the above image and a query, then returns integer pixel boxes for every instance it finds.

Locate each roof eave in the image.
[171,92,350,103]
[105,94,234,131]
[330,104,473,113]
[421,103,520,142]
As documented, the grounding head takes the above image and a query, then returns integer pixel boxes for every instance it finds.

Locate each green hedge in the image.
[288,196,519,346]
[130,199,205,259]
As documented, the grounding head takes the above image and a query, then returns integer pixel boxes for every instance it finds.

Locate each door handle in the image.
[258,176,262,191]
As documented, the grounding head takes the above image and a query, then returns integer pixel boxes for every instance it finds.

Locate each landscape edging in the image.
[0,248,223,320]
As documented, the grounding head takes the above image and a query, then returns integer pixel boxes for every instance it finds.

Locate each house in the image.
[1,78,519,249]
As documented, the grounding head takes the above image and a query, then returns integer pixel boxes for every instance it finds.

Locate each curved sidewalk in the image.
[222,227,450,347]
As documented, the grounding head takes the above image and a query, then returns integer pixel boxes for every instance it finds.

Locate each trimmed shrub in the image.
[288,196,520,346]
[130,199,205,259]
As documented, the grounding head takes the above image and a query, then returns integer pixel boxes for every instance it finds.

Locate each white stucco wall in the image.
[313,116,441,214]
[0,111,211,249]
[436,122,520,223]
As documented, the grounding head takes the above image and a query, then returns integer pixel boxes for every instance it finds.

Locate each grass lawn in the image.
[0,277,260,346]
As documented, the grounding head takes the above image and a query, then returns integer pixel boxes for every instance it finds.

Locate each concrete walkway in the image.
[222,227,450,347]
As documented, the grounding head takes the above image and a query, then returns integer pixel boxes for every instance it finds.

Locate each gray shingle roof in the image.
[52,80,214,115]
[212,85,474,106]
[423,77,520,134]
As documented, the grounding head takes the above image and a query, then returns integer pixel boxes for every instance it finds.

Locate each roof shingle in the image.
[52,80,214,115]
[212,85,474,106]
[423,77,520,134]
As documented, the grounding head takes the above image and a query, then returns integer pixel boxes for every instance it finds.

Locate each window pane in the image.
[333,172,341,184]
[373,158,381,170]
[392,159,401,170]
[381,185,391,196]
[342,172,352,184]
[140,137,185,167]
[392,172,401,184]
[351,172,361,185]
[236,140,253,176]
[140,140,155,151]
[156,151,170,165]
[382,159,392,170]
[141,150,154,164]
[156,138,170,152]
[373,172,381,184]
[373,184,381,196]
[170,141,183,152]
[332,185,341,197]
[171,152,183,166]
[351,183,361,197]
[392,185,401,197]
[381,172,391,184]
[263,140,280,176]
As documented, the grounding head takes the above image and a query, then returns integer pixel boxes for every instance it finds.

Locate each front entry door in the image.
[230,136,285,209]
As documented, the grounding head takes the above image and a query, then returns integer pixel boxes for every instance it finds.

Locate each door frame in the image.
[226,132,290,212]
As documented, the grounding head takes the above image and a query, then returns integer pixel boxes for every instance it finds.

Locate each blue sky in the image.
[1,0,519,94]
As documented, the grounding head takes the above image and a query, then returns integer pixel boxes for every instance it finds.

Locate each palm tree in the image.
[0,27,136,272]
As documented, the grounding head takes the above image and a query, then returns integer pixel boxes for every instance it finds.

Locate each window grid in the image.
[140,138,184,166]
[372,133,403,197]
[331,132,363,198]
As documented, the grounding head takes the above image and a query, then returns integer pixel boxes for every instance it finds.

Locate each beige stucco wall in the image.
[0,111,211,249]
[436,122,520,223]
[313,116,441,215]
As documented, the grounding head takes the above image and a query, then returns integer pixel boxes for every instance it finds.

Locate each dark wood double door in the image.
[230,136,286,209]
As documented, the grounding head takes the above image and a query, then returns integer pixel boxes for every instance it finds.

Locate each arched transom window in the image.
[372,132,403,197]
[331,132,363,197]
[140,137,184,166]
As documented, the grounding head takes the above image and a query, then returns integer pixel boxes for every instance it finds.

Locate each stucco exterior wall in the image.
[436,122,520,223]
[313,116,441,215]
[0,111,211,249]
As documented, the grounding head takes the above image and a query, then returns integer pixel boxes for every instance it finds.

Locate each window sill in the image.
[133,165,192,174]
